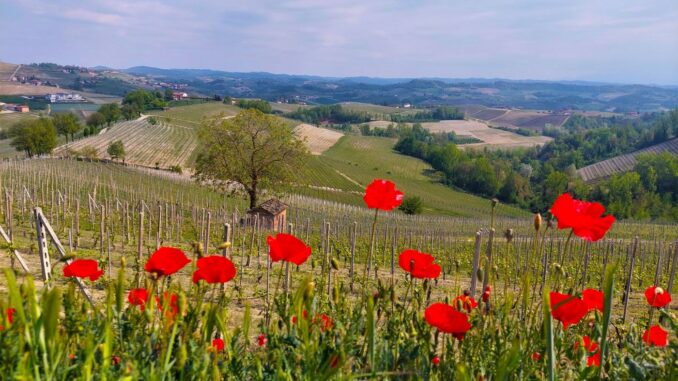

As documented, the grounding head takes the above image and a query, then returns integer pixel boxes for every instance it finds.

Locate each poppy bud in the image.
[390,288,396,303]
[476,268,483,282]
[534,213,542,232]
[217,242,231,250]
[504,229,514,243]
[304,281,315,300]
[331,258,339,271]
[120,256,126,267]
[333,284,340,305]
[177,344,188,368]
[177,292,187,316]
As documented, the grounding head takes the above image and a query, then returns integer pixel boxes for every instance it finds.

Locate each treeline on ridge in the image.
[395,109,678,220]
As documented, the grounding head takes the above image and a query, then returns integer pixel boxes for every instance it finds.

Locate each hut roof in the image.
[248,198,288,215]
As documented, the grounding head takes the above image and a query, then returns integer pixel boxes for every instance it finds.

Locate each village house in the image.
[246,198,288,231]
[172,91,189,101]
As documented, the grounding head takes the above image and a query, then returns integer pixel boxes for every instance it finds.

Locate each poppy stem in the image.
[364,209,379,285]
[270,261,285,321]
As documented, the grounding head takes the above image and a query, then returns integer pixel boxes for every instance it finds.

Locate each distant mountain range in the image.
[4,61,678,112]
[118,66,678,112]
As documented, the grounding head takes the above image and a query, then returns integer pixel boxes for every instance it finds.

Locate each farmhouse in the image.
[2,104,29,112]
[246,198,288,231]
[172,92,189,101]
[46,93,85,103]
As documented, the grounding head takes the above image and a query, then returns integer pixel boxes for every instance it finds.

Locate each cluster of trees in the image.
[540,110,678,168]
[394,109,678,220]
[234,99,272,114]
[119,89,168,120]
[590,153,678,219]
[363,122,482,144]
[8,118,58,157]
[390,106,463,123]
[286,105,371,125]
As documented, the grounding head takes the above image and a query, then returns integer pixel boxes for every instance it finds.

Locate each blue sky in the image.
[1,0,677,84]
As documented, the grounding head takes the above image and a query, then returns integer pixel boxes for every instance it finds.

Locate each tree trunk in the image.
[248,189,257,210]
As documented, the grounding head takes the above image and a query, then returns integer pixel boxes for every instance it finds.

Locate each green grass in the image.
[0,112,41,131]
[148,102,241,127]
[296,135,527,217]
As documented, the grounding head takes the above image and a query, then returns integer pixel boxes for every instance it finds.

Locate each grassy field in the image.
[0,111,41,131]
[0,157,675,379]
[296,135,528,217]
[147,102,241,127]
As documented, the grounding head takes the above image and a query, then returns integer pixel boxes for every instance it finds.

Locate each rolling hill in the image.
[577,138,678,183]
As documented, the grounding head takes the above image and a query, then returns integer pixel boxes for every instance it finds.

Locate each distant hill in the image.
[4,61,678,111]
[577,138,678,183]
[117,66,678,112]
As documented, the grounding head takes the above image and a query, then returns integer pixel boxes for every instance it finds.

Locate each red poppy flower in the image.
[482,286,491,303]
[398,250,441,279]
[145,247,190,277]
[292,310,308,324]
[212,338,225,352]
[550,193,615,242]
[582,289,604,312]
[574,336,600,367]
[451,294,478,313]
[431,356,440,365]
[644,286,671,308]
[192,255,237,284]
[0,308,15,330]
[267,234,312,266]
[549,292,588,330]
[363,179,404,211]
[531,352,541,362]
[330,355,340,369]
[318,314,334,332]
[643,325,668,347]
[128,288,151,311]
[63,259,104,281]
[425,303,472,340]
[257,334,266,347]
[158,292,179,317]
[112,355,121,366]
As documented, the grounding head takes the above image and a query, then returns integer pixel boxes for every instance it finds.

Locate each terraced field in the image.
[54,118,197,169]
[462,105,569,131]
[577,138,678,183]
[147,102,241,127]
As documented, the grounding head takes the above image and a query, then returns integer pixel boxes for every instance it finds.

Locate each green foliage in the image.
[236,99,272,113]
[122,89,167,112]
[107,140,125,161]
[0,95,48,110]
[86,112,106,129]
[8,117,57,157]
[390,106,464,123]
[399,196,424,214]
[121,103,140,120]
[286,104,371,125]
[195,109,309,208]
[97,103,121,126]
[52,112,82,142]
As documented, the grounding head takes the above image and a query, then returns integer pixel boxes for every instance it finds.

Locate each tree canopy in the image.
[9,118,58,158]
[52,112,82,142]
[107,140,126,162]
[195,109,309,208]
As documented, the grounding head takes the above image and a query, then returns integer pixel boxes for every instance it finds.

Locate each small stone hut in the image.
[246,198,288,231]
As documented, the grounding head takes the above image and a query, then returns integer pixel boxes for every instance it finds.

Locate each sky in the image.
[1,0,677,85]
